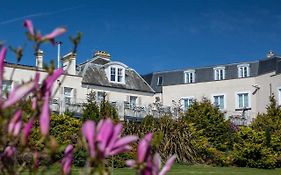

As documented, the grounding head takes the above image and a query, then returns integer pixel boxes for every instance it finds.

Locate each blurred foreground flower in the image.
[126,133,176,175]
[82,119,138,159]
[62,144,74,175]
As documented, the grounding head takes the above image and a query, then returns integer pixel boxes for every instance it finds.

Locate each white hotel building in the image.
[3,50,281,125]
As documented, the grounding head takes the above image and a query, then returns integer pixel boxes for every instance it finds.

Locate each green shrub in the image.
[232,127,277,169]
[183,98,234,151]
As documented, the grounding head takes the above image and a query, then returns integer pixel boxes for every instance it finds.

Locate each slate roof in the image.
[78,58,155,93]
[143,56,281,93]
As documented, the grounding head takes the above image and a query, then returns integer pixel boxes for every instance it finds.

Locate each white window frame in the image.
[181,96,195,111]
[129,96,138,108]
[236,91,251,109]
[64,87,73,105]
[157,76,163,86]
[213,66,225,80]
[212,94,226,110]
[96,91,105,103]
[278,87,281,105]
[109,65,125,84]
[237,64,250,78]
[184,70,195,83]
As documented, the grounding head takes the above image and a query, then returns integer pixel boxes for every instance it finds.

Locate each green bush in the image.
[82,91,118,122]
[232,127,277,169]
[183,98,234,151]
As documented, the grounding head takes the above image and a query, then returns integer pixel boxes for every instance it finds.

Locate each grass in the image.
[23,164,281,175]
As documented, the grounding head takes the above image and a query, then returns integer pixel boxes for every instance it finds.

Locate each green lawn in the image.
[70,164,281,175]
[23,164,281,175]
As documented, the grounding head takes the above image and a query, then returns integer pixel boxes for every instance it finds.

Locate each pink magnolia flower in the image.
[96,119,138,157]
[82,120,96,158]
[39,68,63,136]
[39,94,50,136]
[126,133,176,175]
[8,110,22,136]
[24,20,66,45]
[61,144,74,175]
[2,73,39,108]
[82,119,138,159]
[22,117,34,144]
[4,146,16,158]
[0,47,7,96]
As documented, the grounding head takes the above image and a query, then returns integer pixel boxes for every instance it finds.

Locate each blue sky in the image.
[1,0,281,74]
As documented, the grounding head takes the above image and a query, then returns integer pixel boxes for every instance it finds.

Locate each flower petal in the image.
[8,110,22,136]
[42,27,66,42]
[0,47,7,96]
[2,81,37,108]
[24,20,34,36]
[39,94,50,136]
[159,155,176,175]
[126,160,136,168]
[82,120,96,158]
[137,133,153,163]
[96,119,114,153]
[113,135,138,149]
[22,117,34,144]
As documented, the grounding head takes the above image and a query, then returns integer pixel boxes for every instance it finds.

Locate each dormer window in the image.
[157,76,163,86]
[214,67,225,80]
[110,67,116,81]
[184,70,195,83]
[109,65,125,83]
[237,64,250,78]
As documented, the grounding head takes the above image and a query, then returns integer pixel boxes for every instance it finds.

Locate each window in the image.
[184,70,195,83]
[97,91,105,103]
[182,97,195,110]
[64,87,73,104]
[2,80,12,93]
[110,67,116,82]
[237,93,250,109]
[117,68,123,82]
[130,96,138,108]
[214,67,225,80]
[213,95,225,109]
[110,66,124,83]
[157,76,163,86]
[238,64,250,78]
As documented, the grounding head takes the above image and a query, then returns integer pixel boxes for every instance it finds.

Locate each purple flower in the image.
[24,20,34,36]
[82,120,96,158]
[156,154,176,175]
[96,119,138,157]
[61,144,73,175]
[4,146,16,158]
[22,117,34,144]
[0,47,7,96]
[39,68,63,136]
[42,28,66,45]
[41,68,64,93]
[8,110,22,136]
[2,73,39,109]
[39,94,50,136]
[82,119,138,159]
[126,133,176,175]
[24,20,66,44]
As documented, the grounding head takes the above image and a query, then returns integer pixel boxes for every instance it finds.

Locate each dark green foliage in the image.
[183,98,234,151]
[232,127,277,169]
[82,92,100,121]
[82,91,118,122]
[73,148,87,167]
[124,115,202,164]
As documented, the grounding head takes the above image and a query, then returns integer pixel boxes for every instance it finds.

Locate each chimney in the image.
[93,50,111,60]
[267,50,274,58]
[62,52,76,75]
[35,49,43,69]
